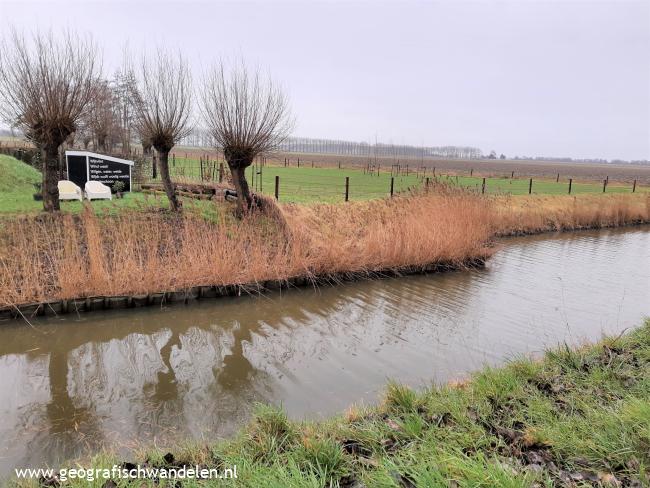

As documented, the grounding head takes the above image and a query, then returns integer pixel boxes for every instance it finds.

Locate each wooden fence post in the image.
[481,177,486,194]
[603,179,607,193]
[390,177,394,197]
[345,176,350,202]
[528,178,533,194]
[219,162,224,183]
[275,175,279,200]
[511,171,514,178]
[568,178,573,194]
[633,179,637,193]
[470,168,473,177]
[556,173,559,182]
[426,177,430,189]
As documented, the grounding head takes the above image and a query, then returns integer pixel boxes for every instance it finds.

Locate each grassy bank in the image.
[0,155,41,214]
[13,321,650,487]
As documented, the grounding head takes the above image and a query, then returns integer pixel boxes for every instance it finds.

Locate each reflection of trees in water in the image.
[8,350,106,471]
[0,354,51,474]
[0,270,485,472]
[43,349,104,461]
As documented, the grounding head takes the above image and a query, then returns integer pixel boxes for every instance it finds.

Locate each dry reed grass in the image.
[493,194,650,235]
[0,189,494,307]
[1,191,648,308]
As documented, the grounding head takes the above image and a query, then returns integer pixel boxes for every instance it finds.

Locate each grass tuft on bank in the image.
[12,321,650,487]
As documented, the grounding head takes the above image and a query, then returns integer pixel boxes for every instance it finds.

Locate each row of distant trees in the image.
[276,138,483,160]
[0,29,291,214]
[178,130,483,160]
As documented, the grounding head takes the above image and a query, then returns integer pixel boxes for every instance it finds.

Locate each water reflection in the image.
[0,227,648,475]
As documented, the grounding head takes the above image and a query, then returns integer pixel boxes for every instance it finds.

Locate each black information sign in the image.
[88,157,131,192]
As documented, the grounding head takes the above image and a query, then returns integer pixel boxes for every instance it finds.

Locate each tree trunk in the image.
[152,153,158,179]
[229,164,253,214]
[158,150,181,211]
[43,146,60,212]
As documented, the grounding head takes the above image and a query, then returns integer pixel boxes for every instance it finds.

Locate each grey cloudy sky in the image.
[1,0,649,160]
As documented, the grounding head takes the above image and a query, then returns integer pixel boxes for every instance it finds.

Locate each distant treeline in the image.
[511,155,650,165]
[178,129,483,160]
[277,137,484,160]
[3,127,648,165]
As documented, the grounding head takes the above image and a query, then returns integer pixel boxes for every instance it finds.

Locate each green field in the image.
[1,155,644,216]
[158,157,643,204]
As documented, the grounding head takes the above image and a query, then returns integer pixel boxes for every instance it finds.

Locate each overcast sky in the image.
[1,0,649,160]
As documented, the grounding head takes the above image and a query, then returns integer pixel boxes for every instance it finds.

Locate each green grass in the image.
[252,166,422,203]
[1,155,644,215]
[13,321,650,487]
[0,154,159,215]
[0,154,42,213]
[158,157,643,204]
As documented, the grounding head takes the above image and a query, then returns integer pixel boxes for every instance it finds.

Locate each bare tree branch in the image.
[200,61,293,213]
[132,49,192,211]
[0,28,101,211]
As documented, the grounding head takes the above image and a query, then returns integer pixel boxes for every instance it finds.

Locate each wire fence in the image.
[2,141,643,204]
[138,154,646,203]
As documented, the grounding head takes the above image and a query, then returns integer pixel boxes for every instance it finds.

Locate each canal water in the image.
[0,227,648,476]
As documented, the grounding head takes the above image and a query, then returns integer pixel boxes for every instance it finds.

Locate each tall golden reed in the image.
[493,194,650,235]
[1,191,648,308]
[0,189,493,307]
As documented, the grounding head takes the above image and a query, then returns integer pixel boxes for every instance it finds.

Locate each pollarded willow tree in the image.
[132,50,192,212]
[201,63,293,214]
[0,30,100,211]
